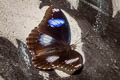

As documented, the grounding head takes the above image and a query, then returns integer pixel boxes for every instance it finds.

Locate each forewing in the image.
[38,6,71,44]
[26,26,57,55]
[26,6,71,55]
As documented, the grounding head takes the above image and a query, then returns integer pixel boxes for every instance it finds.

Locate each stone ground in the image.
[0,0,120,80]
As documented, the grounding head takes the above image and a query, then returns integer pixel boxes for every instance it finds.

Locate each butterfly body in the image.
[26,6,83,75]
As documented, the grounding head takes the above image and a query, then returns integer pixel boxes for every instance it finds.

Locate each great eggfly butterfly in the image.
[26,6,83,75]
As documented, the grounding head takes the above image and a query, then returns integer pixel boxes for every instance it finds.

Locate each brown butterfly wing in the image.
[38,6,70,43]
[32,48,83,74]
[26,6,83,74]
[26,26,57,55]
[26,6,70,55]
[32,48,63,70]
[52,50,83,74]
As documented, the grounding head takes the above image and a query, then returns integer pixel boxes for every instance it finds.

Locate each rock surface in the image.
[0,0,120,80]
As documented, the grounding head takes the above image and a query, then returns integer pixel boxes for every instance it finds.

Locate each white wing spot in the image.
[61,66,63,68]
[65,57,79,64]
[46,56,59,63]
[52,64,56,68]
[38,67,41,69]
[43,68,46,69]
[52,8,60,13]
[40,34,54,46]
[75,64,82,68]
[47,67,51,69]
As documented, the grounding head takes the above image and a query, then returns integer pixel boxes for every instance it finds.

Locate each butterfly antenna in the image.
[74,30,90,45]
[74,29,101,45]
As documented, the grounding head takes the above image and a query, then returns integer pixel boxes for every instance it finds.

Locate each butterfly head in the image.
[70,44,76,50]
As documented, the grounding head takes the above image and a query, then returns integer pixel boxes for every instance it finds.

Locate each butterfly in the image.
[26,6,83,75]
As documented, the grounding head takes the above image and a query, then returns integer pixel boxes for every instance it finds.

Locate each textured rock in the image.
[0,0,120,80]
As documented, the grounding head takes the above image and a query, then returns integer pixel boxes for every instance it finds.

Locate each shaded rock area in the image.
[0,37,43,80]
[0,0,120,80]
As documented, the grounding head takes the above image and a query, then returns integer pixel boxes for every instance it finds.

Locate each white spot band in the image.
[46,56,59,63]
[65,57,79,64]
[40,34,54,46]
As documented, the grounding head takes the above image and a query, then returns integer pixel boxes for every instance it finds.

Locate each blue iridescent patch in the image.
[48,19,65,28]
